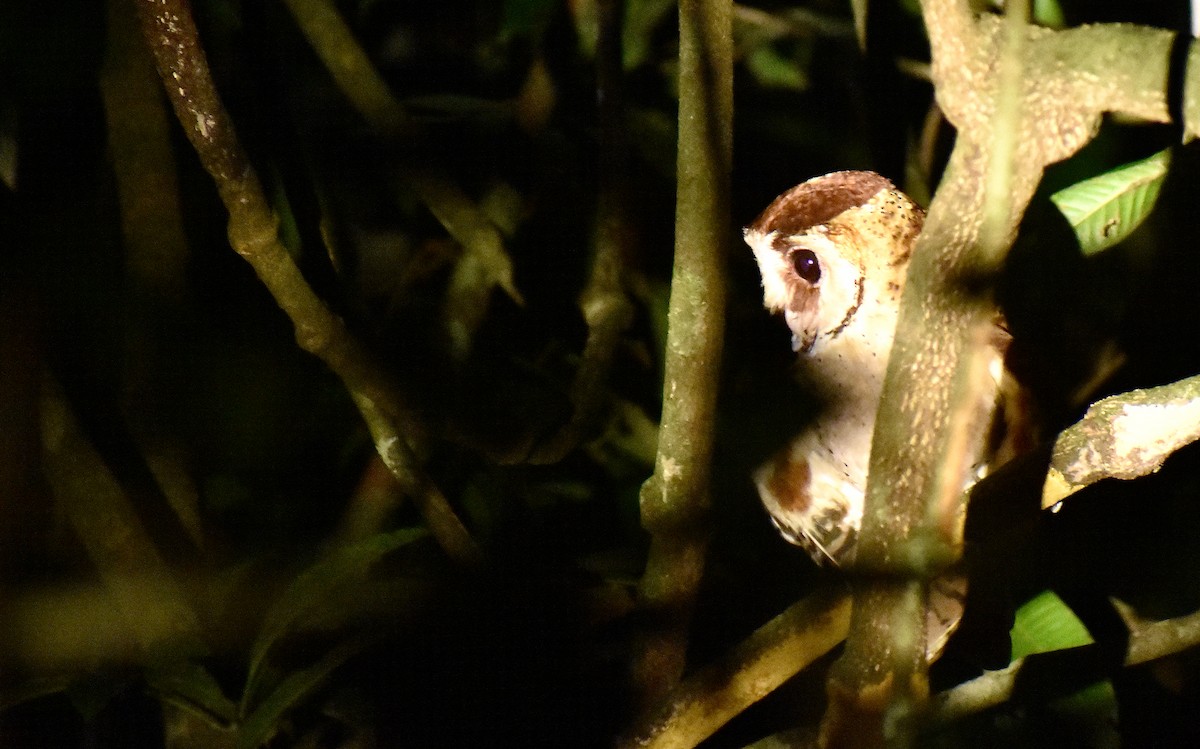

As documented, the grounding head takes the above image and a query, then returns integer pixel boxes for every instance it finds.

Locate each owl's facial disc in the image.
[744,228,864,353]
[744,171,921,357]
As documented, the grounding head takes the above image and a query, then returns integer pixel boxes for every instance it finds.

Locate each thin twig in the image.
[529,0,634,464]
[276,0,412,140]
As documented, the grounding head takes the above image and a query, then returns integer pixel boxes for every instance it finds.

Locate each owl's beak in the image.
[792,333,818,354]
[785,310,817,353]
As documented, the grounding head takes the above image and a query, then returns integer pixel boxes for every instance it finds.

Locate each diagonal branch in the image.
[40,374,204,654]
[1042,373,1200,506]
[932,599,1200,723]
[619,588,851,749]
[132,0,481,569]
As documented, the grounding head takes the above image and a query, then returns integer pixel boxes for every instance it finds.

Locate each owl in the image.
[743,171,926,565]
[745,171,1009,656]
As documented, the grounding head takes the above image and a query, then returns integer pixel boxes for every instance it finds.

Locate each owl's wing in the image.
[752,439,862,567]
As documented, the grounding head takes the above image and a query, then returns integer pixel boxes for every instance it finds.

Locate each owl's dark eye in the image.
[791,249,821,283]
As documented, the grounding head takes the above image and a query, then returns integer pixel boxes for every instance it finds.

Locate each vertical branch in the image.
[630,0,732,710]
[529,0,635,464]
[979,0,1028,260]
[132,0,482,568]
[823,1,1041,745]
[101,0,187,302]
[819,0,1183,742]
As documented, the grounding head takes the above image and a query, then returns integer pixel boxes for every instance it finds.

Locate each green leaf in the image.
[146,661,239,729]
[1050,149,1170,256]
[240,528,426,714]
[851,0,867,49]
[983,0,1065,27]
[744,45,809,92]
[236,634,370,749]
[1011,592,1118,744]
[1033,0,1066,28]
[1011,590,1093,658]
[268,166,302,260]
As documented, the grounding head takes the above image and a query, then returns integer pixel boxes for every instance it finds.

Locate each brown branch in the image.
[629,0,731,713]
[101,0,187,302]
[932,600,1200,722]
[1042,373,1200,507]
[619,589,851,749]
[132,0,482,569]
[824,0,1196,744]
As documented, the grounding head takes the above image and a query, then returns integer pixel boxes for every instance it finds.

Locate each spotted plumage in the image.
[745,171,1009,657]
[744,171,924,566]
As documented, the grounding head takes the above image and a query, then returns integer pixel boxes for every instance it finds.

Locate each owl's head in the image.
[743,171,924,354]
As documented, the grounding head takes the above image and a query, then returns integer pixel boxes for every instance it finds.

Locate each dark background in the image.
[3,0,1200,746]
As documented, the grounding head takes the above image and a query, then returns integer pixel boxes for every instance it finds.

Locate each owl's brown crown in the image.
[748,171,895,238]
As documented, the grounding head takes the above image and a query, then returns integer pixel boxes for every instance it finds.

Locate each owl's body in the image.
[744,171,925,566]
[745,171,1009,657]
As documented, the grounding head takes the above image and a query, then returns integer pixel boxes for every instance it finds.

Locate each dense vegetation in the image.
[3,0,1200,746]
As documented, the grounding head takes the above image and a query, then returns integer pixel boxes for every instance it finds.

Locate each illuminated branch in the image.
[1042,373,1200,507]
[629,0,732,712]
[933,600,1200,722]
[619,589,851,749]
[825,0,1200,745]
